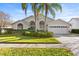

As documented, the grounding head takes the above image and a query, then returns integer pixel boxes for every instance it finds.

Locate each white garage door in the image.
[48,26,69,34]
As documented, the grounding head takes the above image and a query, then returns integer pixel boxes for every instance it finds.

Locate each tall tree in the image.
[21,3,28,15]
[0,11,11,33]
[21,3,40,32]
[39,3,62,31]
[21,3,62,31]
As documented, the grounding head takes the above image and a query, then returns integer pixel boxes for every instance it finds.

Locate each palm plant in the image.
[21,3,28,14]
[21,3,40,32]
[39,3,62,31]
[21,3,62,32]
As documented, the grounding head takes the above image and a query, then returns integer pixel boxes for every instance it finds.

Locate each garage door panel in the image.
[48,26,69,34]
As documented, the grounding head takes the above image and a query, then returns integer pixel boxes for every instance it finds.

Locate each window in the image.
[49,26,67,28]
[39,21,45,30]
[17,23,23,29]
[30,21,35,29]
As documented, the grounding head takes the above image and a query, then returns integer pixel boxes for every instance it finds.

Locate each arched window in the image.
[17,23,23,29]
[39,21,45,30]
[30,21,35,29]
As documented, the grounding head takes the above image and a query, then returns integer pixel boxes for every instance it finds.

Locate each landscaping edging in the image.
[0,42,61,44]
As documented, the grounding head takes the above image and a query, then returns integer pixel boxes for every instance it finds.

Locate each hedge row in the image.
[0,29,53,38]
[71,29,79,34]
[22,31,53,38]
[1,29,31,34]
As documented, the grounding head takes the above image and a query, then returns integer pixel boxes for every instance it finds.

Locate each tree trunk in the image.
[34,7,37,32]
[35,15,37,32]
[44,4,48,32]
[45,15,47,32]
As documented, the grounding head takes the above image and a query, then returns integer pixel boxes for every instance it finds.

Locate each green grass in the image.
[0,48,74,56]
[0,35,60,43]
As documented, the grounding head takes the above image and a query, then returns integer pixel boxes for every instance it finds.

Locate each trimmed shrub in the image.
[27,27,35,32]
[0,28,13,35]
[71,29,79,34]
[24,31,53,38]
[0,29,28,35]
[4,28,13,34]
[0,28,53,38]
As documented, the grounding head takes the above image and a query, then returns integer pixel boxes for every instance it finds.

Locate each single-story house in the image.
[12,15,71,34]
[69,18,79,29]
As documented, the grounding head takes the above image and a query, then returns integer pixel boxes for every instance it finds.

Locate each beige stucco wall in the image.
[12,21,28,29]
[12,15,70,30]
[12,15,55,30]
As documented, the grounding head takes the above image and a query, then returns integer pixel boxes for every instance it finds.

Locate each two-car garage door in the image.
[48,25,69,34]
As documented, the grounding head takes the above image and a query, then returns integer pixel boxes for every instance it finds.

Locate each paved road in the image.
[57,37,79,56]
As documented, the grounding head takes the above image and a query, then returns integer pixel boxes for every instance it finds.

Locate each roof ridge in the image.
[56,19,71,25]
[12,15,55,24]
[12,15,34,24]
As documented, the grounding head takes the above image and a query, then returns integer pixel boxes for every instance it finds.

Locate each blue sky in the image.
[0,3,79,21]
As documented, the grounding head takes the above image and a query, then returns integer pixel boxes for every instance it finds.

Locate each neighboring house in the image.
[12,15,71,34]
[69,18,79,29]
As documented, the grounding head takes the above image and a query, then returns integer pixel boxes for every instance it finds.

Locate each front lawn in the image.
[0,35,60,44]
[0,48,74,56]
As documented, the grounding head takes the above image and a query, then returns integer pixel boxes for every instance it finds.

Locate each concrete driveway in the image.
[56,34,79,56]
[57,37,79,44]
[54,33,79,37]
